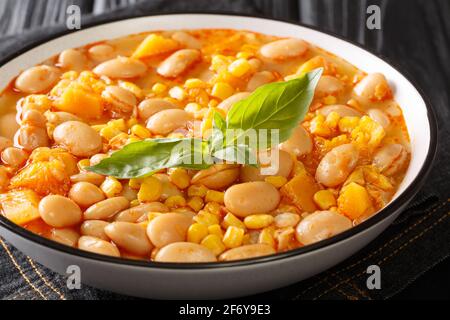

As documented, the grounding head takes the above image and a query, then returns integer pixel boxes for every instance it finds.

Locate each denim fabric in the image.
[0,0,449,300]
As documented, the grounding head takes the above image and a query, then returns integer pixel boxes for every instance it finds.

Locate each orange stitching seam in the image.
[0,238,47,300]
[296,199,449,298]
[312,211,450,300]
[26,257,66,300]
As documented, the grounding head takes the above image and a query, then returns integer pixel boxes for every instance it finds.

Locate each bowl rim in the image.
[0,12,438,269]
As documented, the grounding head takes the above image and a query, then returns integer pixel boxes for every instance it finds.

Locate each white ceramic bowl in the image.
[0,14,437,299]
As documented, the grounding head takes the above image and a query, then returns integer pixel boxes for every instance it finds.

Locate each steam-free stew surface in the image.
[0,29,410,262]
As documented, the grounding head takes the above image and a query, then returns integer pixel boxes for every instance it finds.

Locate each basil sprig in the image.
[88,68,322,178]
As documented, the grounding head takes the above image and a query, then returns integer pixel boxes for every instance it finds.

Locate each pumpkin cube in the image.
[281,171,320,212]
[132,34,179,59]
[54,82,103,119]
[338,182,373,219]
[0,189,41,225]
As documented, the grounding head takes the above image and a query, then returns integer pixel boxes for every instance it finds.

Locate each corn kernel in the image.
[77,159,90,171]
[236,51,253,59]
[325,111,341,129]
[323,95,337,105]
[222,212,246,230]
[228,58,251,77]
[108,119,127,131]
[244,214,274,229]
[129,178,142,190]
[310,114,332,137]
[208,224,224,237]
[201,234,226,255]
[205,190,224,204]
[101,176,123,198]
[184,102,202,114]
[194,210,220,226]
[313,189,337,210]
[211,55,230,72]
[130,124,151,139]
[211,82,234,100]
[264,176,287,188]
[187,184,208,197]
[91,124,106,132]
[137,177,162,202]
[126,118,139,128]
[118,81,143,99]
[208,99,219,108]
[164,195,186,209]
[169,86,186,101]
[185,78,207,89]
[223,226,245,248]
[152,82,167,94]
[259,227,275,247]
[130,199,140,207]
[187,196,204,212]
[338,116,360,133]
[203,202,221,215]
[100,126,122,140]
[187,223,209,243]
[168,168,190,189]
[147,212,163,221]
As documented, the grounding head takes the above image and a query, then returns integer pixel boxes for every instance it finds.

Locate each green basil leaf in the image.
[88,138,212,179]
[208,111,227,154]
[212,144,257,166]
[226,68,322,147]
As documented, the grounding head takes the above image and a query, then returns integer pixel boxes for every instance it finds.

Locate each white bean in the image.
[279,125,312,156]
[58,49,88,71]
[315,75,344,97]
[39,195,82,228]
[260,38,308,60]
[102,86,137,114]
[78,236,120,257]
[146,109,192,135]
[138,98,179,120]
[171,31,201,49]
[217,92,251,112]
[373,144,408,176]
[93,56,147,78]
[157,49,200,78]
[368,108,390,129]
[69,182,105,207]
[88,44,115,63]
[105,222,153,256]
[53,121,102,157]
[49,228,80,247]
[84,197,129,220]
[80,220,109,240]
[15,65,61,94]
[353,73,391,101]
[155,242,216,262]
[219,244,275,261]
[146,213,192,248]
[246,71,275,91]
[318,105,362,117]
[114,202,169,222]
[315,144,359,187]
[295,210,352,245]
[1,147,28,167]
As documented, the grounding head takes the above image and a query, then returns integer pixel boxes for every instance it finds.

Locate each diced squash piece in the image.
[362,166,393,191]
[132,34,179,59]
[0,189,41,225]
[337,182,373,219]
[344,167,365,186]
[10,159,71,195]
[54,82,103,119]
[30,147,78,176]
[281,171,320,212]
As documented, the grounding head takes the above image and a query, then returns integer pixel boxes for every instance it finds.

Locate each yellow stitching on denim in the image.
[296,200,448,299]
[349,281,372,300]
[0,239,47,300]
[26,257,66,300]
[312,210,449,300]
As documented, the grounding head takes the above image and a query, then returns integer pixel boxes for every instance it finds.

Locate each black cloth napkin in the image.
[0,0,449,300]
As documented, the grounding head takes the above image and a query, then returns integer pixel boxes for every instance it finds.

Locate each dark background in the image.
[0,0,449,300]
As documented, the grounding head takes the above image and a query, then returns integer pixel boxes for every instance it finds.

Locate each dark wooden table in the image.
[0,0,449,300]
